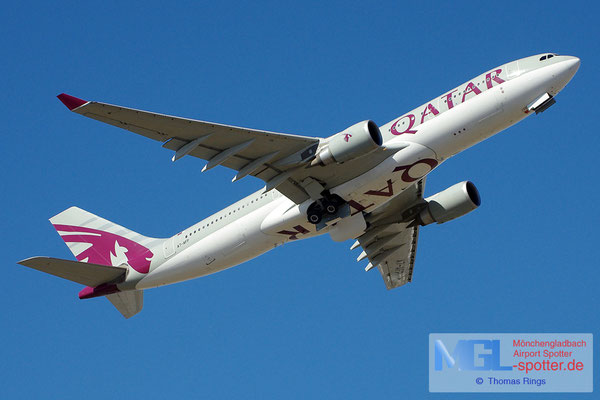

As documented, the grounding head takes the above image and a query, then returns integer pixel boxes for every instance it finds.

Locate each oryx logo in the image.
[434,339,512,371]
[53,224,154,274]
[343,133,352,142]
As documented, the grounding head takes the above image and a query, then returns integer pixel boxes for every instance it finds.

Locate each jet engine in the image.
[312,120,383,166]
[417,181,481,225]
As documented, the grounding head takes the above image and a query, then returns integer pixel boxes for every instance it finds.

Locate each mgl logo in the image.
[435,339,513,371]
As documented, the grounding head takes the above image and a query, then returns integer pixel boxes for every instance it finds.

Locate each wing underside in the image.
[353,179,427,289]
[58,94,396,204]
[18,256,126,287]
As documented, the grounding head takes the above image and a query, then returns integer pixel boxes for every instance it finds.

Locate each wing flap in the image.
[18,256,126,287]
[374,225,420,289]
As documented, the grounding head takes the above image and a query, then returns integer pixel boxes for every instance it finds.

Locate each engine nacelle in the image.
[314,120,383,165]
[418,181,481,225]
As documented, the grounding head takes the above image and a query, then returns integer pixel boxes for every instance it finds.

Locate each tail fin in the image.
[40,206,160,318]
[50,207,160,274]
[107,290,144,319]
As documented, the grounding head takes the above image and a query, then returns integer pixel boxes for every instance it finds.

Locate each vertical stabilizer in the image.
[107,290,144,319]
[50,207,162,273]
[45,207,162,318]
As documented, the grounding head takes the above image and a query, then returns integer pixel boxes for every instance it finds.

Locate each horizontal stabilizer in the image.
[107,290,143,319]
[18,256,126,287]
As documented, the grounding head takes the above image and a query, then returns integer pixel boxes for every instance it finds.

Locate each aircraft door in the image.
[505,61,520,79]
[163,238,175,258]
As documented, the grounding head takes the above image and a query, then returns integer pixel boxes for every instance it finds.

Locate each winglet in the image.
[57,93,88,110]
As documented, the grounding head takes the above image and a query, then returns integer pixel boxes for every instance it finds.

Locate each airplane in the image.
[19,53,580,318]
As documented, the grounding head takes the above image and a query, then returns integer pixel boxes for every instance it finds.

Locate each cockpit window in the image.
[540,53,558,61]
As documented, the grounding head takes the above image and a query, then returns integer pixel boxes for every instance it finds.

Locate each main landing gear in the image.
[306,193,345,224]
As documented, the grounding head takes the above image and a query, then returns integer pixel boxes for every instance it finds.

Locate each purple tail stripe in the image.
[79,283,120,299]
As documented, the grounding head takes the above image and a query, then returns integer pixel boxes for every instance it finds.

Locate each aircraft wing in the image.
[57,94,395,204]
[352,179,427,289]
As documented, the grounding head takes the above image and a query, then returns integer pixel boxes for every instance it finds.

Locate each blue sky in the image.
[1,1,598,398]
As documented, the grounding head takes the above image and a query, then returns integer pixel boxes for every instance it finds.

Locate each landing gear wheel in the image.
[307,202,325,224]
[307,194,346,225]
[308,210,322,224]
[323,195,343,215]
[325,202,337,214]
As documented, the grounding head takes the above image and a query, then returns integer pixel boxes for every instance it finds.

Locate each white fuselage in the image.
[129,54,580,291]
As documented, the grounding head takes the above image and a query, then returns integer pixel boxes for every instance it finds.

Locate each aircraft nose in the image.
[565,56,581,73]
[554,56,580,89]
